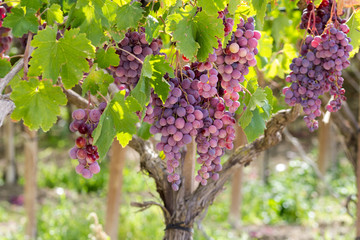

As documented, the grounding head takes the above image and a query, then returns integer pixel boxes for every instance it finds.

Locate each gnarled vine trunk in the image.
[129,105,301,239]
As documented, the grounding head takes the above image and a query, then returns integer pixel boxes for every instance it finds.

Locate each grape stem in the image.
[116,47,144,64]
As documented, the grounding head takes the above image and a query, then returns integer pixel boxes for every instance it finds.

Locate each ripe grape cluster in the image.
[284,3,352,131]
[0,3,12,57]
[300,0,346,34]
[109,29,163,95]
[215,17,261,113]
[68,102,107,178]
[218,8,234,37]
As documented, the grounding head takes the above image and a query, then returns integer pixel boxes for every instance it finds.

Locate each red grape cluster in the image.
[109,29,163,95]
[0,3,12,57]
[284,13,352,131]
[69,102,107,178]
[215,17,261,113]
[300,0,346,35]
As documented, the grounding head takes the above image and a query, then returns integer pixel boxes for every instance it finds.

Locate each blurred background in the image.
[0,79,358,240]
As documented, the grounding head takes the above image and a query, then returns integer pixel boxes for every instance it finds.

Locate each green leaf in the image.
[47,4,64,25]
[347,11,360,58]
[195,11,224,61]
[166,6,198,60]
[67,0,109,46]
[228,0,240,15]
[3,8,38,37]
[21,0,42,10]
[137,121,152,140]
[0,58,11,78]
[131,55,173,107]
[167,7,223,61]
[93,91,141,158]
[251,0,267,28]
[145,15,161,43]
[82,65,114,96]
[115,2,144,31]
[239,107,253,129]
[10,78,67,131]
[262,86,273,118]
[28,26,95,89]
[244,108,266,142]
[198,0,228,16]
[248,88,267,110]
[95,47,120,68]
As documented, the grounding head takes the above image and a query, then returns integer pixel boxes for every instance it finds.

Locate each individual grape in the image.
[81,168,93,179]
[75,164,85,174]
[89,162,100,174]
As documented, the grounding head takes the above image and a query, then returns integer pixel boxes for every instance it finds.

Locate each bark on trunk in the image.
[164,227,193,240]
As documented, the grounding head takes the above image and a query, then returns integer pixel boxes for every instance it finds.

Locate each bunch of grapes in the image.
[0,3,12,57]
[144,68,204,191]
[215,17,261,113]
[109,29,163,95]
[194,97,236,185]
[300,0,346,34]
[68,102,107,178]
[284,21,352,131]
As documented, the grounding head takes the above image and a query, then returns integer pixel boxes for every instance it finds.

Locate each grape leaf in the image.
[47,4,64,25]
[248,88,267,111]
[228,0,240,15]
[115,2,144,31]
[3,8,38,37]
[244,108,266,142]
[137,122,152,140]
[95,47,120,68]
[131,55,173,108]
[195,11,224,61]
[82,65,114,96]
[145,15,161,43]
[198,0,228,16]
[67,0,109,46]
[28,26,95,89]
[10,78,67,131]
[167,7,223,61]
[21,0,43,10]
[93,91,141,158]
[166,6,199,60]
[347,11,360,58]
[102,0,119,24]
[0,58,11,78]
[251,0,267,28]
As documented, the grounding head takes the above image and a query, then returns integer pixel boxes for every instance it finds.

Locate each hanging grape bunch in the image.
[144,12,260,191]
[109,28,163,95]
[69,102,107,178]
[283,0,352,131]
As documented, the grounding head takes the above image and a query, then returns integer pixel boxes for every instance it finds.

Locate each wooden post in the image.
[105,140,126,240]
[318,120,331,176]
[229,125,247,226]
[4,119,17,184]
[24,127,37,240]
[183,139,196,196]
[356,94,360,240]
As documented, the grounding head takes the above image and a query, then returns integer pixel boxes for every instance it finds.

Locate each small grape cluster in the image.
[218,8,234,36]
[300,0,346,34]
[0,3,12,57]
[68,102,107,178]
[109,29,163,95]
[215,17,261,113]
[284,19,352,131]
